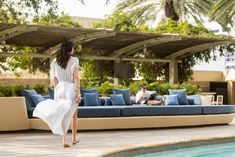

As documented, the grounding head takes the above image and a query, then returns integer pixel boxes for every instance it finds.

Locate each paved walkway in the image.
[1,121,235,157]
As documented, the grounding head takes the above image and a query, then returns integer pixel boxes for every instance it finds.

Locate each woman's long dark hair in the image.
[56,39,74,69]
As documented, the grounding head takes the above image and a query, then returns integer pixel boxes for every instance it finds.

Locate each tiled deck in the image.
[1,121,235,157]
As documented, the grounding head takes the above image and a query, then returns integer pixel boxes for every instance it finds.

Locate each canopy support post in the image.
[169,58,178,86]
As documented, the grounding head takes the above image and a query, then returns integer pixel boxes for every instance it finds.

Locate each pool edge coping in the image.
[99,135,235,157]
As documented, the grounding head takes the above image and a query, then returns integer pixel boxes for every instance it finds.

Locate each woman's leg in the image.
[71,110,79,144]
[62,135,69,148]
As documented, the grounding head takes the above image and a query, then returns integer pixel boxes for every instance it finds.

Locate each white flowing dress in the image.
[33,56,79,135]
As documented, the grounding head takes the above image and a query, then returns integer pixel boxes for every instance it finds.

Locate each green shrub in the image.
[14,80,199,97]
[149,82,201,95]
[98,81,115,96]
[98,81,127,96]
[0,84,48,97]
[180,83,201,95]
[172,84,181,90]
[158,83,171,95]
[97,80,201,96]
[140,82,201,95]
[148,82,174,95]
[0,85,3,97]
[33,84,46,95]
[148,82,160,91]
[129,80,148,95]
[0,86,13,97]
[80,79,100,89]
[12,85,26,96]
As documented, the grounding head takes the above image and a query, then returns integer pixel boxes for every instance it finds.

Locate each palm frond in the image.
[209,0,235,29]
[115,0,215,26]
[116,0,160,26]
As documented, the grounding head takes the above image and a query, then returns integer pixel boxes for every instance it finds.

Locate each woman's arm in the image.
[53,77,58,87]
[73,67,81,104]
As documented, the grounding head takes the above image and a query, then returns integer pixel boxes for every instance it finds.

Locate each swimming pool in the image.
[135,142,235,157]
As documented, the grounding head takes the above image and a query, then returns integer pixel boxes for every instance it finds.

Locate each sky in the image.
[192,53,225,71]
[58,0,119,18]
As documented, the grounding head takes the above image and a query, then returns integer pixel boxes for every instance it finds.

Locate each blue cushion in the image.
[81,88,98,97]
[193,94,201,105]
[120,105,202,116]
[30,95,44,106]
[113,88,132,105]
[187,97,195,105]
[156,96,164,101]
[99,98,106,106]
[104,97,112,106]
[84,93,99,106]
[81,88,101,105]
[77,106,121,117]
[110,94,126,106]
[21,89,38,108]
[130,96,136,104]
[43,95,50,100]
[165,95,179,105]
[187,95,201,105]
[169,89,188,105]
[79,97,85,106]
[80,97,106,106]
[48,87,54,99]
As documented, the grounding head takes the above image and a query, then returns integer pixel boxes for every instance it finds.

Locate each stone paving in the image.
[1,121,235,157]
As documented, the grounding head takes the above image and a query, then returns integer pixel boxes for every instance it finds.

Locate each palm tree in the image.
[209,0,235,31]
[116,0,214,25]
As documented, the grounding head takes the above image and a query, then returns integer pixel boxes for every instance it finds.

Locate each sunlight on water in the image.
[135,142,235,157]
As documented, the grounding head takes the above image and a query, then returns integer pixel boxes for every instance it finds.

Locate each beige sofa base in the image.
[0,97,29,131]
[29,114,235,131]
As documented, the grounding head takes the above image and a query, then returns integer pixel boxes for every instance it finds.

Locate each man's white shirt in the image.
[136,91,151,104]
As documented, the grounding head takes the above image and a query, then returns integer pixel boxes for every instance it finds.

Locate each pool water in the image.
[135,142,235,157]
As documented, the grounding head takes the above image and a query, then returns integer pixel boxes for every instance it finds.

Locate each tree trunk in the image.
[164,0,179,21]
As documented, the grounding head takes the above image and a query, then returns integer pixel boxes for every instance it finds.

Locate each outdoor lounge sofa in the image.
[1,89,235,131]
[76,105,235,118]
[25,88,235,131]
[29,104,235,131]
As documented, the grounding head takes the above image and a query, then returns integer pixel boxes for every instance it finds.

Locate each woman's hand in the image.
[76,94,81,104]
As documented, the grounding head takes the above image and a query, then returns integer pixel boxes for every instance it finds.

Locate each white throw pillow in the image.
[200,95,213,106]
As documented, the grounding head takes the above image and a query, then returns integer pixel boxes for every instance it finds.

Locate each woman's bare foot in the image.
[72,138,80,145]
[63,143,70,148]
[62,135,70,148]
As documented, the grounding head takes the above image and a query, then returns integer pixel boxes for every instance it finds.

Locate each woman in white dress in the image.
[33,39,81,148]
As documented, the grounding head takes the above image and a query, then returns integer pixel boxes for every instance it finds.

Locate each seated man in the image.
[136,84,164,105]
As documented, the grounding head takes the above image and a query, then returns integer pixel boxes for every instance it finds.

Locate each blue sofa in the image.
[21,89,235,119]
[20,89,235,131]
[77,105,235,118]
[76,95,235,118]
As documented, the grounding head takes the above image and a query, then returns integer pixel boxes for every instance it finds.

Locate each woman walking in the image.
[33,39,81,148]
